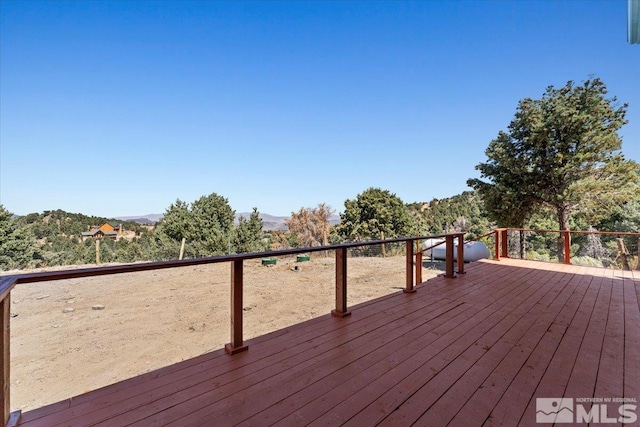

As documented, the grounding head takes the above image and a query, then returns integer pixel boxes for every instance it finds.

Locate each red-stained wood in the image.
[331,247,350,317]
[422,265,585,426]
[457,233,465,274]
[623,269,640,407]
[562,268,612,399]
[16,260,639,427]
[415,251,423,285]
[478,267,592,426]
[2,292,10,427]
[404,240,415,293]
[225,259,247,355]
[445,234,455,278]
[500,229,509,258]
[563,230,572,264]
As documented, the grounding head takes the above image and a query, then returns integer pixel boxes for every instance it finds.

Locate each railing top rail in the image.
[0,275,18,303]
[418,241,446,253]
[465,230,496,244]
[503,228,640,236]
[1,234,463,290]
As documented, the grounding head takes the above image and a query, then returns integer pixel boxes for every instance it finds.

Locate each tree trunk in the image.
[556,205,571,263]
[616,238,631,271]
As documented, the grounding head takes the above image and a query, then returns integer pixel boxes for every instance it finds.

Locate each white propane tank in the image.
[422,239,489,262]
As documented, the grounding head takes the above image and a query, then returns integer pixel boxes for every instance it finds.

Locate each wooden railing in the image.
[0,233,465,426]
[414,233,466,284]
[491,228,640,267]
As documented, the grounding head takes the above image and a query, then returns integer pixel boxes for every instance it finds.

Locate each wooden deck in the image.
[15,259,640,426]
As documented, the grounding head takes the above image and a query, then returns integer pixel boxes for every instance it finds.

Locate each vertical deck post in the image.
[404,240,416,293]
[457,233,465,274]
[500,229,509,258]
[563,231,571,265]
[225,259,248,355]
[415,249,423,286]
[494,229,501,261]
[332,247,351,317]
[1,293,9,427]
[445,234,456,278]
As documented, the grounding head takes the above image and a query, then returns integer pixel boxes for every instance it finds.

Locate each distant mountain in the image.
[115,214,163,224]
[115,212,340,230]
[235,212,340,231]
[235,212,288,231]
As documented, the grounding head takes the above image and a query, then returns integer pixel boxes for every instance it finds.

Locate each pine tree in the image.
[0,205,40,270]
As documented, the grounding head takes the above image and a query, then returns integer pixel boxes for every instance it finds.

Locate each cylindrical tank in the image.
[422,239,489,262]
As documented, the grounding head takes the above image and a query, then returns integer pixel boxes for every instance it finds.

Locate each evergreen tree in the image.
[156,192,235,257]
[232,208,265,253]
[468,78,640,261]
[338,188,415,240]
[0,205,40,270]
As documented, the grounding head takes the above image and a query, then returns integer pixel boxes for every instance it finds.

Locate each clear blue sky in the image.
[1,0,639,218]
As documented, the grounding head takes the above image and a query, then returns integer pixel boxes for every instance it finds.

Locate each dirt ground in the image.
[6,255,444,412]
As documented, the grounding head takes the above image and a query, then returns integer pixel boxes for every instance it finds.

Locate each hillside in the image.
[115,212,341,231]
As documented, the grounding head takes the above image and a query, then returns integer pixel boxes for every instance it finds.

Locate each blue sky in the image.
[1,0,639,218]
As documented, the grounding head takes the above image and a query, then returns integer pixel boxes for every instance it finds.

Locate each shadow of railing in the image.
[0,233,465,426]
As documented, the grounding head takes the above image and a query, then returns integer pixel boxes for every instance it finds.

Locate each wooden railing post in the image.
[1,293,9,427]
[500,229,509,258]
[415,249,423,286]
[332,247,351,317]
[404,240,416,293]
[225,259,248,355]
[563,231,571,265]
[457,233,465,274]
[494,229,501,261]
[445,234,456,278]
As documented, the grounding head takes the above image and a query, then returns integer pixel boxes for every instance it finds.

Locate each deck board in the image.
[478,267,592,426]
[16,259,640,427]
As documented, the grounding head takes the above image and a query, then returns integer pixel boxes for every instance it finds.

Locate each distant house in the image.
[81,222,122,240]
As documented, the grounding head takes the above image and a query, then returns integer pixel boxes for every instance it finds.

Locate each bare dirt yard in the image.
[7,255,444,412]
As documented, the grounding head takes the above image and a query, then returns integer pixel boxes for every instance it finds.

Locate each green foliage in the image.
[469,77,639,230]
[571,256,604,268]
[156,193,235,258]
[407,191,491,239]
[338,188,415,240]
[0,205,40,270]
[157,199,191,242]
[594,200,640,233]
[232,208,265,253]
[16,209,145,240]
[468,77,640,261]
